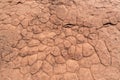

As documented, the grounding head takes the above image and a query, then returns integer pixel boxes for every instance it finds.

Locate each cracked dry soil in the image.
[0,0,120,80]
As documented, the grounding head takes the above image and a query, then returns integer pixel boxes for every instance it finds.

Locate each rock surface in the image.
[0,0,120,80]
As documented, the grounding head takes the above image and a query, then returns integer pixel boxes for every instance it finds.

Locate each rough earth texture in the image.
[0,0,120,80]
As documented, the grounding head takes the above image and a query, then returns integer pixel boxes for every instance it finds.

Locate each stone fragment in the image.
[66,59,79,72]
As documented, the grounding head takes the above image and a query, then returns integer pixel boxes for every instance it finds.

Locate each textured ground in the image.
[0,0,120,80]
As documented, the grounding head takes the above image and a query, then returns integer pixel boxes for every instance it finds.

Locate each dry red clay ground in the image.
[0,0,120,80]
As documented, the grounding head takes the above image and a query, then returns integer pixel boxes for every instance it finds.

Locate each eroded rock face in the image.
[0,0,120,80]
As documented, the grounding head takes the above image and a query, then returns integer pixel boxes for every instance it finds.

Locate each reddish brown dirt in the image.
[0,0,120,80]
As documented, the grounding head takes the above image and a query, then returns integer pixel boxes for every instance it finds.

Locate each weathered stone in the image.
[50,75,64,80]
[37,52,47,60]
[42,61,53,76]
[91,64,120,80]
[63,39,71,48]
[66,59,79,72]
[78,68,93,80]
[28,54,37,65]
[16,40,26,49]
[21,56,28,67]
[39,12,50,23]
[82,43,95,57]
[54,64,66,74]
[109,17,118,25]
[46,54,55,65]
[56,5,68,20]
[51,46,61,56]
[95,40,111,66]
[32,71,50,80]
[28,39,40,47]
[30,60,42,74]
[20,66,30,74]
[76,34,86,43]
[42,38,55,46]
[1,0,120,80]
[79,53,100,68]
[91,64,106,80]
[55,56,66,64]
[66,36,77,45]
[64,73,78,80]
[33,31,56,41]
[68,44,82,60]
[38,44,48,52]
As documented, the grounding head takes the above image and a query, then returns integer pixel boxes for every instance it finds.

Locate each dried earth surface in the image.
[0,0,120,80]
